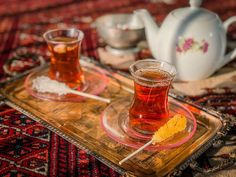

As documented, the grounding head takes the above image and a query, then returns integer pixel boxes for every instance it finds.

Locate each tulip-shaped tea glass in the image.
[101,58,196,150]
[129,59,177,135]
[43,28,85,89]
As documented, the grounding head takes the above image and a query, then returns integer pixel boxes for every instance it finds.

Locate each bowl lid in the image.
[171,0,217,22]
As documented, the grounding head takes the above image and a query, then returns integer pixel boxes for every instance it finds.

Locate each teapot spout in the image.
[134,9,160,58]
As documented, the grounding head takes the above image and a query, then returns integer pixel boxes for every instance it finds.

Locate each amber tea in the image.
[129,59,176,134]
[43,29,84,89]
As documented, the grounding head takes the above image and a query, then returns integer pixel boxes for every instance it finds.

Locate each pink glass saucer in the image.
[24,63,108,102]
[101,98,197,151]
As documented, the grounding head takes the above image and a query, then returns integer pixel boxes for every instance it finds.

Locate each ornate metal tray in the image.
[0,58,228,177]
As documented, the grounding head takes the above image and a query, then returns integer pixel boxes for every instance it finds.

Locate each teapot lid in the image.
[171,0,217,21]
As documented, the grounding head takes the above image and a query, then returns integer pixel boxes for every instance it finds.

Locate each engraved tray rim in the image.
[0,57,230,177]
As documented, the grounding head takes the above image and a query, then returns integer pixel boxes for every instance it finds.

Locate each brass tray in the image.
[0,59,226,177]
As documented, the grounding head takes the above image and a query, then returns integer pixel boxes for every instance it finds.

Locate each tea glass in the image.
[129,59,176,135]
[43,28,85,89]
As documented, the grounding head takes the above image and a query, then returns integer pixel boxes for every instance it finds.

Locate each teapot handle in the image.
[223,16,236,30]
[218,16,236,69]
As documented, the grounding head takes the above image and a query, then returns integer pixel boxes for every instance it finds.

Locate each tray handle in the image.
[189,150,236,174]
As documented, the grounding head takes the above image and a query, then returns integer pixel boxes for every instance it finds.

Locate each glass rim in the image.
[129,59,177,83]
[43,28,84,45]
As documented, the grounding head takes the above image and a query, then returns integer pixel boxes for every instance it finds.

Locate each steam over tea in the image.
[129,68,172,134]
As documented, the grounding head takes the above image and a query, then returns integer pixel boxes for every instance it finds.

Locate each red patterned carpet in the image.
[0,0,235,176]
[0,108,120,176]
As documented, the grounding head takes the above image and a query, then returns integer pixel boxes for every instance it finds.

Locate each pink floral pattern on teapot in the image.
[176,38,209,54]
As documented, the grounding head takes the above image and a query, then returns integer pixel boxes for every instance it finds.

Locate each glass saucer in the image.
[24,63,108,102]
[101,98,197,151]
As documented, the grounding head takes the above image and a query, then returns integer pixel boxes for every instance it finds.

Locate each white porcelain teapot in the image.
[135,0,236,81]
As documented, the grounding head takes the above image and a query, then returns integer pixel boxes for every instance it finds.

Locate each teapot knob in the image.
[190,0,202,8]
